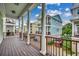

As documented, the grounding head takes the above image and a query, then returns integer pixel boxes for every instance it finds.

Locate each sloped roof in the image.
[37,14,62,23]
[48,15,62,23]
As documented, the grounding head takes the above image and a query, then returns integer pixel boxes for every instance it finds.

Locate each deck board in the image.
[0,36,42,56]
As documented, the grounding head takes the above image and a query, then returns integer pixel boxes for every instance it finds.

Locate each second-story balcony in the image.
[71,16,79,21]
[6,19,15,24]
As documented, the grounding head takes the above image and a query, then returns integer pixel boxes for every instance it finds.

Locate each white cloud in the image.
[62,20,71,26]
[47,9,62,16]
[37,6,42,9]
[57,3,61,6]
[46,3,61,6]
[65,8,70,11]
[64,12,71,17]
[24,23,26,26]
[30,20,37,23]
[35,14,39,17]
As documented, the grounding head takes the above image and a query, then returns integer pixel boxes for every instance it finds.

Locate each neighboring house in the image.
[30,22,38,34]
[46,15,62,37]
[36,15,62,37]
[24,24,27,33]
[36,20,41,34]
[71,3,79,52]
[71,3,79,37]
[3,17,16,36]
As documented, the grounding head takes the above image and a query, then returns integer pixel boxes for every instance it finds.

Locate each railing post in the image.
[40,3,46,55]
[70,40,72,56]
[56,38,57,56]
[76,41,77,56]
[72,22,75,37]
[66,40,67,56]
[40,35,41,50]
[62,39,64,56]
[58,39,60,56]
[51,38,52,56]
[53,38,54,56]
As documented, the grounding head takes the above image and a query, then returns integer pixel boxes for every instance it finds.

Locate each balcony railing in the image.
[46,35,79,56]
[6,21,15,24]
[30,34,41,50]
[23,33,79,56]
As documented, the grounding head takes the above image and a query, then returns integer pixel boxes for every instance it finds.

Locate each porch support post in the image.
[3,17,6,38]
[18,18,21,38]
[3,4,6,38]
[21,16,24,40]
[14,19,16,35]
[19,19,21,33]
[27,10,30,45]
[40,3,46,55]
[72,22,75,37]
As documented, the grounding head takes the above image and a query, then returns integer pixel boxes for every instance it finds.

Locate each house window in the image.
[77,9,79,14]
[57,28,59,32]
[31,31,32,33]
[77,25,79,34]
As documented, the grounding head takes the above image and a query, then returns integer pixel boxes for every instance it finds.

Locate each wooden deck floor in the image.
[0,36,42,56]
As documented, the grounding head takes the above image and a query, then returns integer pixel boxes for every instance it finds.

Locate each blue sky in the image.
[16,3,73,26]
[30,3,73,25]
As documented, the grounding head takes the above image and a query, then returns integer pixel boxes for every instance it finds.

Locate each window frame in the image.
[77,9,79,14]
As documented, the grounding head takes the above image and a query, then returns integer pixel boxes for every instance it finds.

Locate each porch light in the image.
[11,10,16,14]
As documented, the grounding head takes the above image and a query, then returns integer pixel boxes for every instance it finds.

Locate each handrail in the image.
[29,33,42,50]
[29,33,42,36]
[28,34,79,56]
[45,35,61,39]
[29,34,79,42]
[46,35,79,56]
[46,35,79,42]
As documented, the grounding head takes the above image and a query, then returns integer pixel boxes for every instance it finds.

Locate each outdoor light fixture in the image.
[14,3,19,6]
[11,10,16,14]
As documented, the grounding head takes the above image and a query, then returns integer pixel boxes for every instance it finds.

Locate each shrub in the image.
[48,40,54,45]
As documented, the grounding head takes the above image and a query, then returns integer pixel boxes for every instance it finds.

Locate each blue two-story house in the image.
[46,15,62,37]
[37,14,62,37]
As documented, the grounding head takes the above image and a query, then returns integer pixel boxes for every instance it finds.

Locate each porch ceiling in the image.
[5,3,27,19]
[0,3,37,19]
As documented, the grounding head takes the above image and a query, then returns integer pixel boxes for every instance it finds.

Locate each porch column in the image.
[40,3,46,55]
[3,4,6,39]
[21,16,24,40]
[3,17,6,38]
[27,10,30,45]
[13,25,15,35]
[19,19,21,33]
[72,22,75,36]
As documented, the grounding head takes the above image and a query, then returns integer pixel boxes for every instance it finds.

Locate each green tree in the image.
[62,23,72,36]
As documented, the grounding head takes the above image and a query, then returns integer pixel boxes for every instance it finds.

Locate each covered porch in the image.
[0,35,42,56]
[0,3,79,56]
[0,3,48,56]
